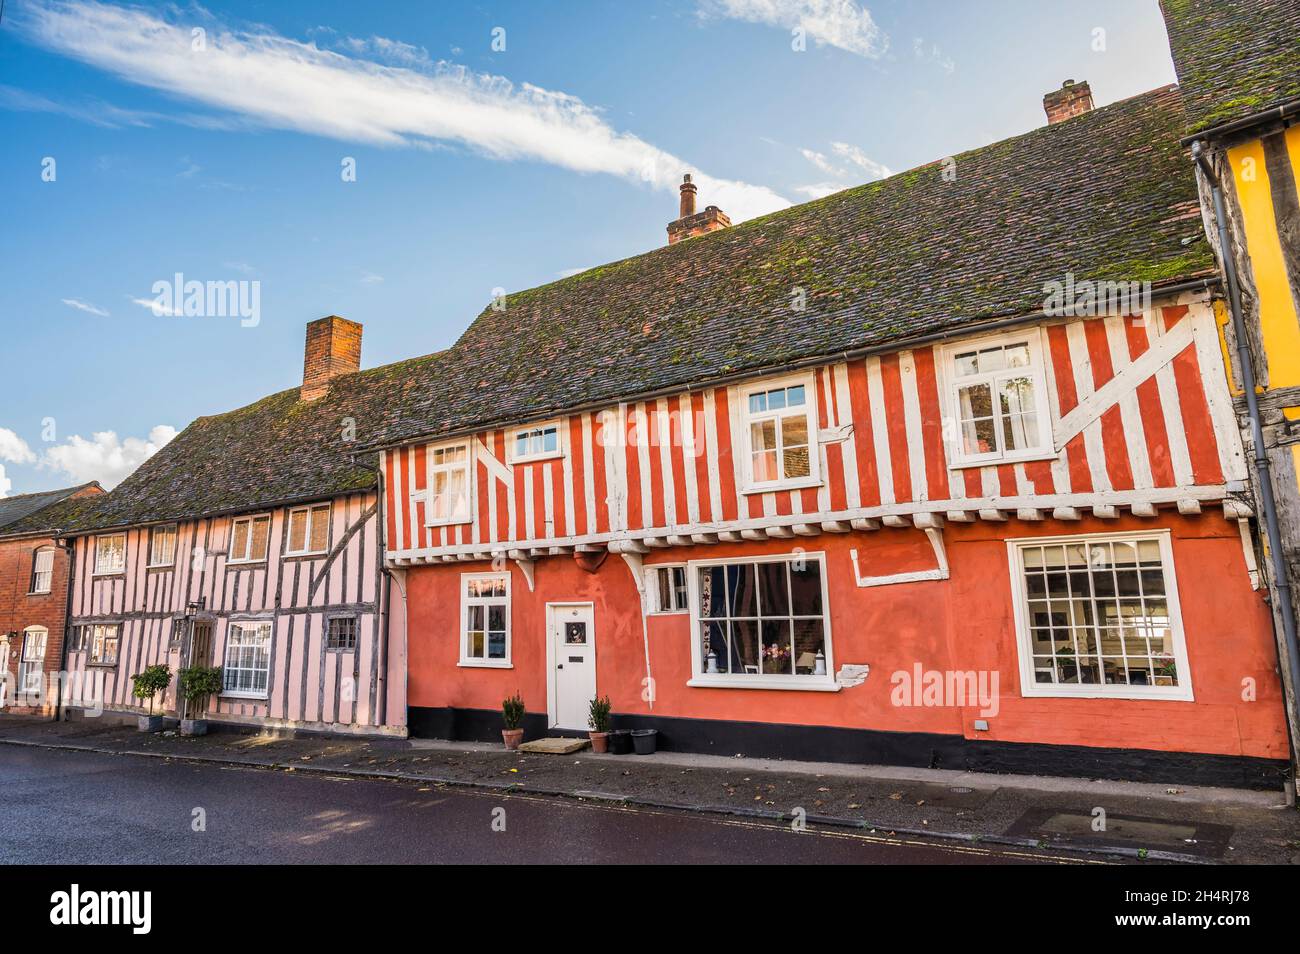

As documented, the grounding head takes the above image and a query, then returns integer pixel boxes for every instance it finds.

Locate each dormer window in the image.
[509,423,561,464]
[740,375,820,492]
[427,442,473,526]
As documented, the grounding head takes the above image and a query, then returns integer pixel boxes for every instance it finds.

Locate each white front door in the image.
[548,603,596,731]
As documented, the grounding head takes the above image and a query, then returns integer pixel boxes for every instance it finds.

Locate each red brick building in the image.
[0,483,103,714]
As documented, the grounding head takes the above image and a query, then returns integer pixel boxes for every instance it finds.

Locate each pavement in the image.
[2,715,1297,864]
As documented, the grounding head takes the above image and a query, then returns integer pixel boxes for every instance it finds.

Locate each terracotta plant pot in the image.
[502,727,524,750]
[588,731,609,753]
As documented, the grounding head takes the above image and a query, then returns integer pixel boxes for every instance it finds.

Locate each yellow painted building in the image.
[1164,0,1300,783]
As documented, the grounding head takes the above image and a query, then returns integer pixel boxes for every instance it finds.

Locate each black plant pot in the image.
[631,729,658,755]
[608,729,633,755]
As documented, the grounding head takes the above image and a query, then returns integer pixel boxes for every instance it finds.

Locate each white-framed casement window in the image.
[647,564,688,614]
[18,627,48,695]
[459,573,510,667]
[222,620,272,698]
[94,533,126,575]
[508,422,562,464]
[228,514,271,564]
[426,442,474,526]
[740,375,820,492]
[87,623,120,666]
[29,547,54,594]
[1008,531,1192,701]
[286,503,330,556]
[686,552,837,690]
[148,524,177,567]
[943,332,1052,466]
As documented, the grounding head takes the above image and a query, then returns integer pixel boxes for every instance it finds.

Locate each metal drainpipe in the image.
[1194,141,1300,780]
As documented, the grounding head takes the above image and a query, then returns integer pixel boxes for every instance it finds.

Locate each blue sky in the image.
[0,0,1178,495]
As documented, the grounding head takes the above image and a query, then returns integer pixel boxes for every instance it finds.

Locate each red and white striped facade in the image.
[384,298,1248,562]
[64,490,404,734]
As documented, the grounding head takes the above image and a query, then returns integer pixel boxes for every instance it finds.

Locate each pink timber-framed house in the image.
[364,83,1292,789]
[54,317,406,735]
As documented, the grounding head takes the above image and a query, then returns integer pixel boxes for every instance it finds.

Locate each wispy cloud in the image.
[14,1,789,221]
[360,270,384,284]
[223,260,256,275]
[793,182,842,199]
[912,36,955,74]
[701,0,888,58]
[830,141,891,180]
[61,297,110,316]
[129,295,175,316]
[42,424,177,488]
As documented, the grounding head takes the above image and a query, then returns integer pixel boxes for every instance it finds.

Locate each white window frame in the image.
[739,373,821,493]
[1007,530,1193,702]
[18,626,48,695]
[221,619,273,699]
[940,329,1054,468]
[87,623,120,666]
[148,524,178,568]
[685,551,838,691]
[285,503,331,556]
[227,514,271,564]
[647,564,689,615]
[425,440,475,528]
[93,533,126,576]
[458,572,512,668]
[29,547,54,594]
[507,421,563,464]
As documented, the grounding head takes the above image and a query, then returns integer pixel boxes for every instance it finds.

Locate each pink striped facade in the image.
[64,490,404,734]
[384,299,1248,560]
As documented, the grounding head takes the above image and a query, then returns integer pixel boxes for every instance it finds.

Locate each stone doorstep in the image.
[517,737,590,755]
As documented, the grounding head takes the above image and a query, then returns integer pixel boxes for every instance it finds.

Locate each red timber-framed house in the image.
[54,317,405,735]
[0,483,103,715]
[371,83,1293,789]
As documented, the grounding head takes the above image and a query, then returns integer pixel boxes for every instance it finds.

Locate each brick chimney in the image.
[667,174,731,245]
[301,315,362,401]
[1044,79,1094,124]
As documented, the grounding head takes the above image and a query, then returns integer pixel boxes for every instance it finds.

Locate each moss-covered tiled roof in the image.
[63,84,1213,532]
[1163,0,1300,135]
[0,483,102,536]
[368,85,1213,448]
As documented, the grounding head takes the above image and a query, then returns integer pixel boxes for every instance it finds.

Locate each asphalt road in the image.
[0,745,1070,864]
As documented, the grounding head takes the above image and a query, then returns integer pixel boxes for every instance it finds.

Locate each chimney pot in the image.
[668,174,730,245]
[1043,79,1094,124]
[301,315,362,401]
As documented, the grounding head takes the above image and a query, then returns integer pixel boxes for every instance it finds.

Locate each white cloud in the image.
[61,297,110,316]
[912,36,955,74]
[0,466,11,498]
[17,1,789,221]
[0,428,37,465]
[41,424,177,488]
[557,266,591,278]
[129,295,176,316]
[360,270,384,284]
[702,0,887,57]
[830,141,891,180]
[800,148,841,177]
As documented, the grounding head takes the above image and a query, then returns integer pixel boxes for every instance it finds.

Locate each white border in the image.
[544,601,597,730]
[506,420,564,465]
[458,570,512,668]
[645,563,689,615]
[226,513,272,565]
[284,504,331,556]
[685,550,839,691]
[1005,529,1193,702]
[425,439,476,528]
[92,532,127,576]
[738,372,823,494]
[937,328,1056,469]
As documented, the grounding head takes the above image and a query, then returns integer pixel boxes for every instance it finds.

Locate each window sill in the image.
[27,590,52,597]
[508,451,564,466]
[283,551,328,560]
[220,691,269,701]
[687,675,841,692]
[457,660,513,669]
[1020,685,1193,702]
[86,661,118,669]
[226,559,267,568]
[426,518,475,529]
[948,449,1057,471]
[92,571,125,578]
[647,610,688,617]
[741,477,822,496]
[145,564,174,571]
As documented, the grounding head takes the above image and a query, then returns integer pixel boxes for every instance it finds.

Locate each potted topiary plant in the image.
[501,692,525,749]
[130,664,172,732]
[178,665,223,737]
[587,694,612,753]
